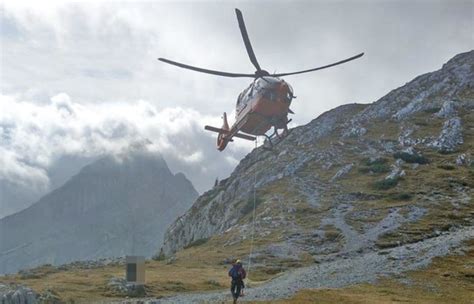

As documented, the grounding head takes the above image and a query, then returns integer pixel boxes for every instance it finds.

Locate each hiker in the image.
[228,259,246,303]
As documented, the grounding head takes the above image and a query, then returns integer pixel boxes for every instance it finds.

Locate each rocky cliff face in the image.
[0,148,198,274]
[162,51,473,266]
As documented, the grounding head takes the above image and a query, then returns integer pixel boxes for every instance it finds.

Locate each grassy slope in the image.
[0,239,472,303]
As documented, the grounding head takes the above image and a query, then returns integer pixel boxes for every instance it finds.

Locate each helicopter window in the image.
[237,92,243,106]
[242,83,253,99]
[248,83,255,97]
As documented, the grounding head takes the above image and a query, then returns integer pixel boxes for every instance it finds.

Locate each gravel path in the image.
[114,225,473,304]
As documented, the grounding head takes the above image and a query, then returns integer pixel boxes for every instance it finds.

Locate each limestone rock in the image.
[435,100,457,118]
[385,167,406,180]
[429,117,463,152]
[0,284,38,304]
[106,277,146,297]
[330,164,354,182]
[342,126,367,138]
[37,289,61,304]
[456,153,472,166]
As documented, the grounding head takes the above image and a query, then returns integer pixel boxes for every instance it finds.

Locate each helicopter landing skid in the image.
[262,122,291,150]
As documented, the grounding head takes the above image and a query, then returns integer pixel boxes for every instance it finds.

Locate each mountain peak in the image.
[0,145,198,274]
[161,51,473,259]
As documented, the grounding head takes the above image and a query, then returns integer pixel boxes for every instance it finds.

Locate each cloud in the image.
[0,93,251,194]
[0,147,49,191]
[1,0,472,210]
[2,1,472,123]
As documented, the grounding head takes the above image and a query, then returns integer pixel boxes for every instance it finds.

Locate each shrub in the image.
[152,249,166,261]
[184,238,209,249]
[373,177,399,190]
[359,158,391,174]
[390,192,413,201]
[393,152,429,164]
[423,107,441,114]
[438,164,456,170]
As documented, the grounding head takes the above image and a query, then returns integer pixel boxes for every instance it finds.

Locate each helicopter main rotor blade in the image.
[272,53,364,77]
[235,8,262,72]
[158,58,256,78]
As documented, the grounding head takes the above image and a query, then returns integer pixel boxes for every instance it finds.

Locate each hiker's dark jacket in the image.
[228,264,246,282]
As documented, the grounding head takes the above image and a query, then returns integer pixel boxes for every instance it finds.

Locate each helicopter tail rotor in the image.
[217,112,229,150]
[204,112,256,151]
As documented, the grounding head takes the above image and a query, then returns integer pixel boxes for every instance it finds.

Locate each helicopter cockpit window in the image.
[287,83,294,101]
[237,92,243,106]
[288,83,294,95]
[237,84,252,111]
[243,84,253,99]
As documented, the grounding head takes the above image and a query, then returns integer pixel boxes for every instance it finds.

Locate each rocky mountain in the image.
[161,49,473,272]
[0,52,472,304]
[0,147,198,274]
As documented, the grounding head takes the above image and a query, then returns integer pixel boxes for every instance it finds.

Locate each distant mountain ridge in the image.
[0,148,198,274]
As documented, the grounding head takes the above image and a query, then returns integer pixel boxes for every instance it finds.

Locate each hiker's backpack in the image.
[239,267,246,279]
[229,266,241,279]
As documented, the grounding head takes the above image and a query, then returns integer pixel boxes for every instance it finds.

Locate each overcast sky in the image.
[1,0,473,200]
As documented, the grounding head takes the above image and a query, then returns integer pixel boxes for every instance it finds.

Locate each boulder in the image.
[456,153,471,166]
[37,289,61,304]
[106,277,146,297]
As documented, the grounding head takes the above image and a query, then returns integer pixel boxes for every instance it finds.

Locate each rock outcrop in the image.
[0,284,38,304]
[428,117,464,152]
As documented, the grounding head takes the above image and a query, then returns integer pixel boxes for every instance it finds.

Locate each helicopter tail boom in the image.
[204,125,256,141]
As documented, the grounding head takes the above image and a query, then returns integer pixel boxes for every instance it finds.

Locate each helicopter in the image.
[158,9,364,151]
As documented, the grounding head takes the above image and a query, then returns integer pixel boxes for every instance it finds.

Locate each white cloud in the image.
[0,147,49,191]
[0,93,251,194]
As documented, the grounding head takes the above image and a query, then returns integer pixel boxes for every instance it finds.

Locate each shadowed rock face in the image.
[162,51,474,257]
[0,149,198,274]
[0,155,98,219]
